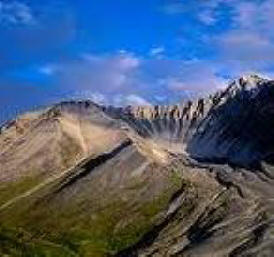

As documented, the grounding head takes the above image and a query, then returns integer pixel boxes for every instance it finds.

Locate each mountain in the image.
[0,74,274,257]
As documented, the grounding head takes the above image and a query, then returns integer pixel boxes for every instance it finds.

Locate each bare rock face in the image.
[0,100,126,193]
[187,75,274,166]
[1,75,274,257]
[105,74,274,167]
[104,98,208,154]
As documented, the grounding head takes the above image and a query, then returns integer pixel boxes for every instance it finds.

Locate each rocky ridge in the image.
[104,74,274,166]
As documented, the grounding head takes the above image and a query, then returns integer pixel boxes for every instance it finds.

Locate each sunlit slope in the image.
[0,101,126,205]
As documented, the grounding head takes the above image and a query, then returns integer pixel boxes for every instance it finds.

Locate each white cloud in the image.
[165,74,224,94]
[232,0,274,31]
[52,51,143,97]
[165,77,185,91]
[116,53,140,70]
[112,94,151,106]
[0,1,35,25]
[214,0,274,62]
[233,2,258,28]
[162,0,225,25]
[217,32,274,61]
[125,94,151,106]
[154,95,167,101]
[46,52,231,106]
[154,59,228,96]
[83,51,140,71]
[198,10,217,25]
[42,48,272,107]
[149,46,165,58]
[89,92,107,105]
[38,65,59,75]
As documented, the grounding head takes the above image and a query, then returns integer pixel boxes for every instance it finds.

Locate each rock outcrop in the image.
[104,74,274,167]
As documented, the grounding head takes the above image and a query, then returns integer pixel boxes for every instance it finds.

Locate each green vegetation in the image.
[0,176,41,206]
[169,169,185,188]
[0,167,191,257]
[50,170,189,256]
[48,190,176,256]
[0,226,76,257]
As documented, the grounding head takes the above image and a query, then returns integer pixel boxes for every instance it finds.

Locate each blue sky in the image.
[1,0,274,122]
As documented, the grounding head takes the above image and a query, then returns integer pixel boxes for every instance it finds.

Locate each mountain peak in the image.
[232,73,268,90]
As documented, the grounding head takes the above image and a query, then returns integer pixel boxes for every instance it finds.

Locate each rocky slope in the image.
[107,74,274,166]
[0,75,274,257]
[0,101,126,207]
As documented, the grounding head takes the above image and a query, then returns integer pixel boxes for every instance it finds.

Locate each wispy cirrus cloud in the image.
[161,0,224,25]
[198,10,217,26]
[162,0,274,76]
[215,0,274,62]
[0,1,35,25]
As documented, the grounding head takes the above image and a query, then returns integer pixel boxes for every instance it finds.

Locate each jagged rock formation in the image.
[0,75,274,257]
[105,74,274,166]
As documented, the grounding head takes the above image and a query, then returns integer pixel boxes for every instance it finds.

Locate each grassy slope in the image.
[0,164,189,257]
